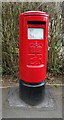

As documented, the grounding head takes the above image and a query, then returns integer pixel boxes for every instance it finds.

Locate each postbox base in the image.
[19,80,45,106]
[19,79,45,87]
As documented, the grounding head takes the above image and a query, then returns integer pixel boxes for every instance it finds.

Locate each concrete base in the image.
[8,86,56,110]
[2,85,62,118]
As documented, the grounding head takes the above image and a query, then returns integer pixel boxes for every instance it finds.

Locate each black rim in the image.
[19,79,45,87]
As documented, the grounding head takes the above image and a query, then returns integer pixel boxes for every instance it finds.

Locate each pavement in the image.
[2,85,62,118]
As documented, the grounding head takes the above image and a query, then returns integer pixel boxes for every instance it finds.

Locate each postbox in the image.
[19,11,48,87]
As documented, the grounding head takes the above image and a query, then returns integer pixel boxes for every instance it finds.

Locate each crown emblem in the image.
[29,42,43,54]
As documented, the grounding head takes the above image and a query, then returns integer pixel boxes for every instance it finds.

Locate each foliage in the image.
[2,2,64,76]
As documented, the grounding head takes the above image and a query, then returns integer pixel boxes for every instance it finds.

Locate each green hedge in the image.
[2,2,63,76]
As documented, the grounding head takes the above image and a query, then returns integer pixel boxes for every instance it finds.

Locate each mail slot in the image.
[19,11,48,87]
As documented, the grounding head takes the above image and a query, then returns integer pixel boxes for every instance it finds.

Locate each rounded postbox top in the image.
[20,11,48,17]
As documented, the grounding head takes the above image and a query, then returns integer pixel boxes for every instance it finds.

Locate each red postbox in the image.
[19,11,48,87]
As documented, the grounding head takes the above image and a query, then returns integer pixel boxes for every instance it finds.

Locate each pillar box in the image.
[19,11,48,87]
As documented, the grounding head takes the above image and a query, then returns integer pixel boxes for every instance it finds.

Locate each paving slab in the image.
[2,85,62,118]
